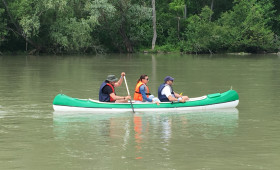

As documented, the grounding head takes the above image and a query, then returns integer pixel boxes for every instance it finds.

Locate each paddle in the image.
[123,76,135,113]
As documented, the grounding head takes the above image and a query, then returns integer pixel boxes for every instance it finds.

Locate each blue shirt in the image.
[140,85,152,102]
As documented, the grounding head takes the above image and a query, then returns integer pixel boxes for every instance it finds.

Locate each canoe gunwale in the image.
[87,95,208,104]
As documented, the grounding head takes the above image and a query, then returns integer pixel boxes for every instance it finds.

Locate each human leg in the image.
[115,99,129,103]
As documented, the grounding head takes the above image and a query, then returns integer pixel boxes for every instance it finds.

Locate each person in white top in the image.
[158,76,189,102]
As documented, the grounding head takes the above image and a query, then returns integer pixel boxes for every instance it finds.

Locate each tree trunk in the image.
[151,0,157,50]
[184,5,187,19]
[178,17,180,39]
[210,0,214,11]
[210,0,214,21]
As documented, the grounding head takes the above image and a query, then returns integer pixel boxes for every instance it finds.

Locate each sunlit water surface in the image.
[1,54,280,169]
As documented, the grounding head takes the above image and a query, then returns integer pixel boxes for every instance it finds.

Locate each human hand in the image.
[178,97,186,103]
[125,95,131,100]
[183,96,189,101]
[121,72,126,77]
[180,98,186,103]
[152,98,160,105]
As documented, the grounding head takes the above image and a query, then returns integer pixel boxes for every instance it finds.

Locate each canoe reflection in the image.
[53,108,238,121]
[53,108,238,137]
[53,108,238,160]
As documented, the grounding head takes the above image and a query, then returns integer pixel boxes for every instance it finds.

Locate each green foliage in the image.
[50,18,93,52]
[19,15,40,38]
[218,0,279,52]
[1,0,279,54]
[48,0,115,52]
[182,6,218,53]
[84,0,116,23]
[95,0,152,52]
[156,44,177,53]
[169,0,185,15]
[0,8,7,45]
[180,0,279,54]
[125,4,153,43]
[7,0,40,39]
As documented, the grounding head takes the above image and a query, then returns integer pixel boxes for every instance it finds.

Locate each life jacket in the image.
[99,81,115,102]
[158,83,174,102]
[134,81,150,101]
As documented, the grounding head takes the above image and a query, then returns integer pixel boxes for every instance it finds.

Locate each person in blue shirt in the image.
[134,74,160,105]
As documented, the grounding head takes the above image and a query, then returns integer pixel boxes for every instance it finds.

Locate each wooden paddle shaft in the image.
[123,76,135,113]
[123,76,130,95]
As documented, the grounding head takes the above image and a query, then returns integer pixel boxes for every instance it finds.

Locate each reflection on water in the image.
[133,115,142,153]
[53,109,238,161]
[3,54,280,169]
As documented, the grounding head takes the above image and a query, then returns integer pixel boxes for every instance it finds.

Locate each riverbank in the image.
[142,49,280,56]
[1,49,279,56]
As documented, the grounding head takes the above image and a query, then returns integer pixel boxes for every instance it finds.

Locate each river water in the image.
[0,53,280,169]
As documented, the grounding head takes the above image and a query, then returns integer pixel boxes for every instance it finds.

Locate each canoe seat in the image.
[188,96,207,101]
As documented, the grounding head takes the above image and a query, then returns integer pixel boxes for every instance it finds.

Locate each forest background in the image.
[0,0,280,54]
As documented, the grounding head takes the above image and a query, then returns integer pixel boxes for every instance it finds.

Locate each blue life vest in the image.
[99,81,115,102]
[158,83,174,102]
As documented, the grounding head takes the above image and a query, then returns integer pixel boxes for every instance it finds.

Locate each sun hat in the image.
[106,75,118,82]
[164,76,174,82]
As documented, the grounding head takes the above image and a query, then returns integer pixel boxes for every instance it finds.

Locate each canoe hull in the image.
[53,90,239,113]
[53,100,239,112]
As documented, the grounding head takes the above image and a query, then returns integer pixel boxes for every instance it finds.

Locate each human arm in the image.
[174,92,189,101]
[166,95,181,102]
[140,85,152,102]
[168,95,187,102]
[109,93,131,101]
[103,85,130,101]
[162,87,186,103]
[114,72,125,87]
[174,92,181,98]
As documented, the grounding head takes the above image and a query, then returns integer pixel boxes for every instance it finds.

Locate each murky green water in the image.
[1,54,280,169]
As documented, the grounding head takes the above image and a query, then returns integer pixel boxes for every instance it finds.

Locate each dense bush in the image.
[0,0,279,54]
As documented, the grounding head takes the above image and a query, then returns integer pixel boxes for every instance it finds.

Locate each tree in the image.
[1,0,116,53]
[1,0,279,53]
[169,0,185,39]
[151,0,157,50]
[182,6,217,53]
[0,6,7,51]
[98,0,151,53]
[1,0,41,52]
[218,0,279,52]
[49,0,115,53]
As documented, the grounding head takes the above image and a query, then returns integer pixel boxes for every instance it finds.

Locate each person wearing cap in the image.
[158,76,189,102]
[134,74,160,105]
[99,72,131,103]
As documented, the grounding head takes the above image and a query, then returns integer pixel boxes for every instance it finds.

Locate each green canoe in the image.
[53,90,239,113]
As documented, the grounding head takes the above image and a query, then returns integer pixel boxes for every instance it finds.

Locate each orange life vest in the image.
[134,81,150,101]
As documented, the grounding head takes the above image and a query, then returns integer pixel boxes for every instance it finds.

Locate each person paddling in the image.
[99,72,131,103]
[158,76,189,102]
[134,74,160,105]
